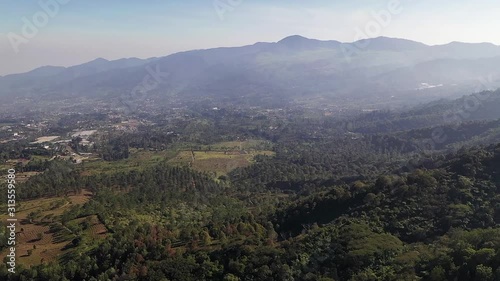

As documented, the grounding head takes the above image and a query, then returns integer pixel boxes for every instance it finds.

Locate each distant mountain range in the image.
[2,36,500,109]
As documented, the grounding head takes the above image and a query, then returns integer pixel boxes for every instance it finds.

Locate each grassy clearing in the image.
[31,136,60,144]
[169,142,275,177]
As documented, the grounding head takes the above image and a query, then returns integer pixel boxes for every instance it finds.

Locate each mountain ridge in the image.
[8,36,500,76]
[2,35,500,110]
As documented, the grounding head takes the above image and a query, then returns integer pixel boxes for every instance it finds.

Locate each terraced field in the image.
[0,190,95,267]
[88,215,108,238]
[13,171,41,183]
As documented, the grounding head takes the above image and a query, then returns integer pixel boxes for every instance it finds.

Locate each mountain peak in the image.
[277,35,341,49]
[89,57,109,63]
[278,35,311,43]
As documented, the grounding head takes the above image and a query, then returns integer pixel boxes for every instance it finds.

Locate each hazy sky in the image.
[1,0,499,76]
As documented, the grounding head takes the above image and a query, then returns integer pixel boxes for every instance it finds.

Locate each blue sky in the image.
[1,0,499,75]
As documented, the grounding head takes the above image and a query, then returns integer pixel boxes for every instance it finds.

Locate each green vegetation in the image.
[1,90,500,280]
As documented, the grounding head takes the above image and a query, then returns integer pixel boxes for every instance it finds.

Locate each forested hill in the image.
[1,140,500,280]
[346,89,500,134]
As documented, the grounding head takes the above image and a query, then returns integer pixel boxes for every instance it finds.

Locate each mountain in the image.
[431,41,500,59]
[277,35,342,50]
[0,57,155,97]
[377,56,500,91]
[2,36,500,110]
[20,66,66,77]
[345,89,500,135]
[352,36,428,51]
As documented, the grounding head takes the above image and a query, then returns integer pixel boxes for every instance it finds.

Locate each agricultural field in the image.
[31,136,60,144]
[1,160,30,176]
[168,140,275,177]
[14,171,41,183]
[5,159,30,166]
[80,149,178,175]
[173,139,274,152]
[70,215,107,239]
[79,142,272,177]
[0,163,10,173]
[0,190,99,267]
